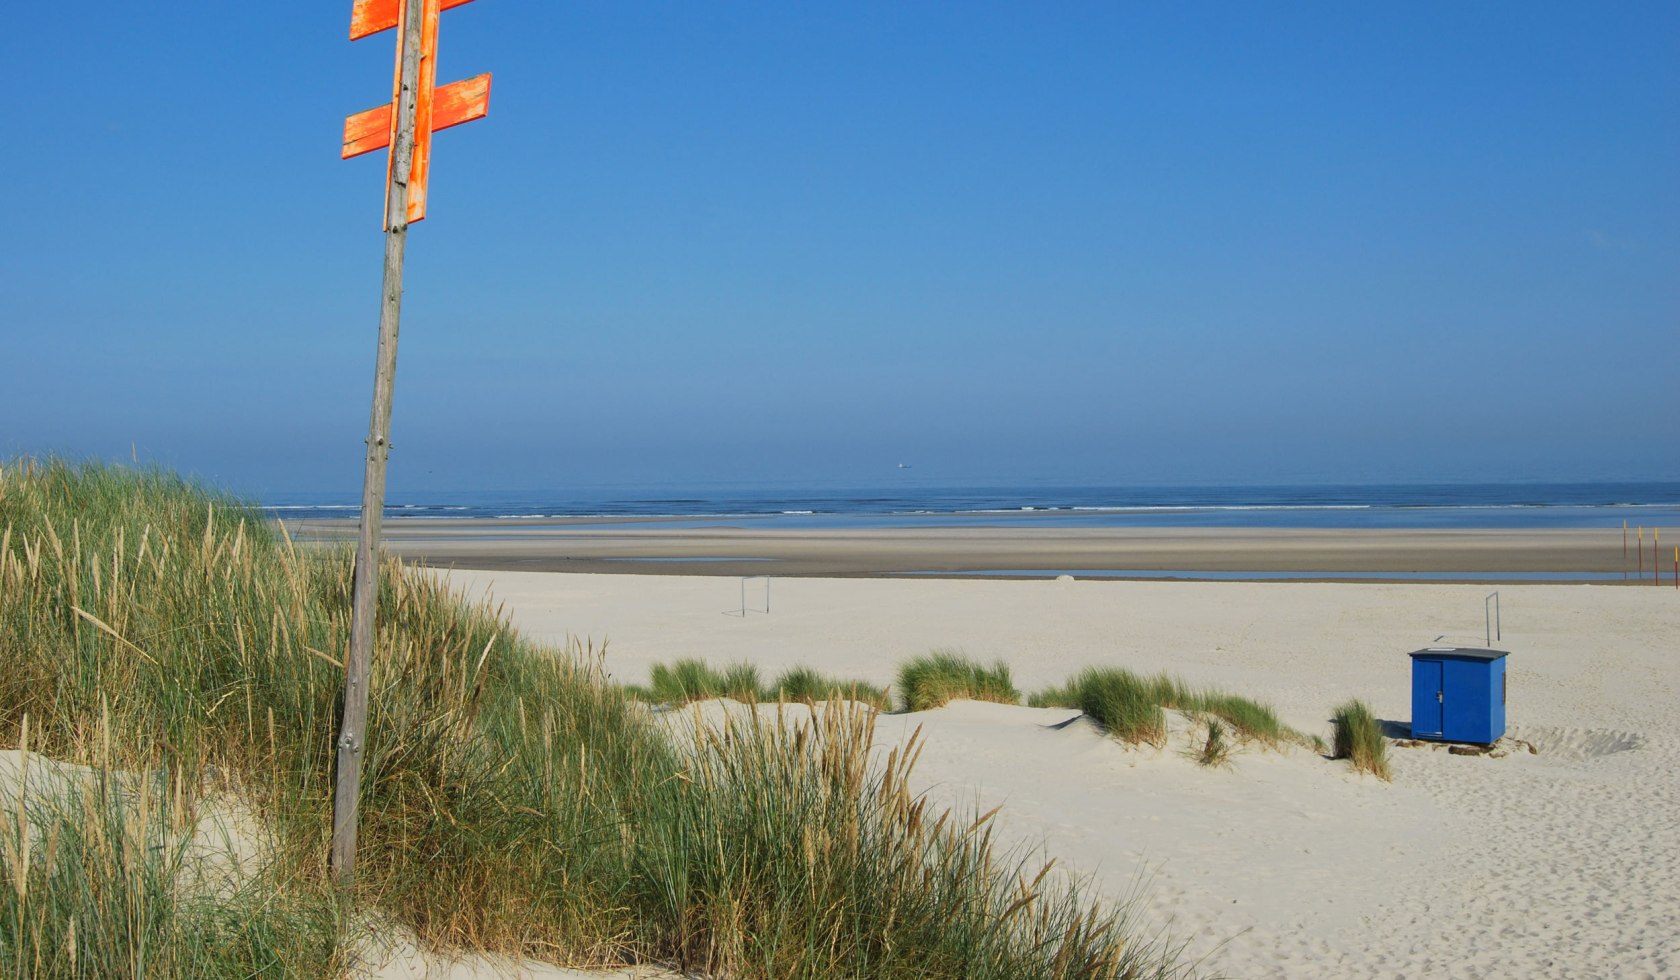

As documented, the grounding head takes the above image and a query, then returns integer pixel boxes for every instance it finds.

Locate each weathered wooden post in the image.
[332,0,490,889]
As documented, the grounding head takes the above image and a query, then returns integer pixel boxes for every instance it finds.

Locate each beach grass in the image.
[766,665,891,710]
[1194,720,1232,769]
[647,657,755,704]
[1192,692,1293,746]
[896,650,1021,711]
[1032,668,1307,751]
[1,743,340,978]
[636,659,889,711]
[1026,682,1080,710]
[721,660,766,702]
[1040,668,1169,747]
[0,458,1183,978]
[1331,699,1391,780]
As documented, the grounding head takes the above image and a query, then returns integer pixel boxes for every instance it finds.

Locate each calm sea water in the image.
[262,482,1680,530]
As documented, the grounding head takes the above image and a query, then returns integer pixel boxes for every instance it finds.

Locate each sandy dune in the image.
[446,571,1679,979]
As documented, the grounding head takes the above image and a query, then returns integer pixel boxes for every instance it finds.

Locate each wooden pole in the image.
[332,0,425,890]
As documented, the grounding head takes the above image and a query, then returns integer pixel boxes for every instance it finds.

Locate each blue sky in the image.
[3,3,1676,495]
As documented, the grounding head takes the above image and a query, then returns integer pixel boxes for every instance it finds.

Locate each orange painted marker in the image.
[342,0,489,226]
[342,76,489,159]
[350,0,472,39]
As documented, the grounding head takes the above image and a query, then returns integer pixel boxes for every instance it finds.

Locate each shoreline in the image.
[282,518,1657,583]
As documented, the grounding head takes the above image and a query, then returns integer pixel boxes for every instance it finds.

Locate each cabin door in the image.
[1413,659,1444,738]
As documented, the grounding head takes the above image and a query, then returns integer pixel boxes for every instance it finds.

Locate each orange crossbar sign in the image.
[342,0,488,226]
[350,0,473,40]
[343,74,491,160]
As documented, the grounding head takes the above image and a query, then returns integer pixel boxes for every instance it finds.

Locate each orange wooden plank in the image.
[350,0,472,40]
[341,74,491,159]
[433,73,491,130]
[342,104,391,159]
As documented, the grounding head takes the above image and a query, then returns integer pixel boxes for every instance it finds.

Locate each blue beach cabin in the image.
[1408,648,1508,744]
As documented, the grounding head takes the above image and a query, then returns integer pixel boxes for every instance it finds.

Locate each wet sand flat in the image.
[286,518,1640,580]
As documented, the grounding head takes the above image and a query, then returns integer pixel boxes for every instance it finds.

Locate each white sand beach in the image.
[446,571,1680,979]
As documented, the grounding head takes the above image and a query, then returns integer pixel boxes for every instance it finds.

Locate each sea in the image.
[261,481,1680,531]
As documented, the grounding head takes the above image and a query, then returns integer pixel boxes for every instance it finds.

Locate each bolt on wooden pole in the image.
[333,0,425,890]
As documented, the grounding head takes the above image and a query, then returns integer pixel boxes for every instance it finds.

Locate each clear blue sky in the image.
[3,2,1676,495]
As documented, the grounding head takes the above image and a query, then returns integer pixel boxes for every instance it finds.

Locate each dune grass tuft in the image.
[646,657,764,704]
[1193,692,1292,746]
[1194,720,1232,769]
[648,657,723,703]
[1,748,340,978]
[635,659,889,711]
[766,665,890,710]
[896,650,1020,711]
[720,661,766,702]
[1032,667,1308,751]
[2,458,1183,978]
[1026,682,1080,709]
[1331,699,1391,780]
[1040,667,1169,747]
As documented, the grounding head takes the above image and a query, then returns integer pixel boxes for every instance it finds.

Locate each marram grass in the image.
[1,726,341,978]
[1331,699,1392,780]
[1194,720,1232,769]
[639,658,889,711]
[766,664,890,710]
[896,650,1020,711]
[1031,668,1167,747]
[1030,667,1312,751]
[0,458,1187,979]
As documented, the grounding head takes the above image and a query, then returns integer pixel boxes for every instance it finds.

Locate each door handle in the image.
[1436,691,1443,703]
